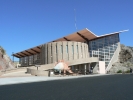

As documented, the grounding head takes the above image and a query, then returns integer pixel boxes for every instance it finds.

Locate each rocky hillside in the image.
[110,44,133,73]
[0,46,15,71]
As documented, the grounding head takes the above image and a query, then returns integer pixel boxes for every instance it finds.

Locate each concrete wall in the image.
[0,71,3,76]
[27,57,99,76]
[91,62,98,73]
[27,68,48,76]
[106,42,121,72]
[99,61,105,74]
[40,41,89,65]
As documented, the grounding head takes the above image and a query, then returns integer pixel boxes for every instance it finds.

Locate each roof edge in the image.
[98,29,129,37]
[85,28,99,37]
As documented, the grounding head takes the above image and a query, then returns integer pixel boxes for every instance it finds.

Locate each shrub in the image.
[125,70,130,73]
[117,70,122,73]
[0,46,6,55]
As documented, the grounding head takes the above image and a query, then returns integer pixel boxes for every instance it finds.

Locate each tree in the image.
[0,46,6,55]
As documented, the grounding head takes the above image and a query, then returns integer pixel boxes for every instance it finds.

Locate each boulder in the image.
[110,44,133,73]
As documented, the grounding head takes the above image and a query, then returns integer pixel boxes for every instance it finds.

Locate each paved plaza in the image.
[0,74,133,100]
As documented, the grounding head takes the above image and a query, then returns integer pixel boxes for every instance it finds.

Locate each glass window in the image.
[110,51,114,53]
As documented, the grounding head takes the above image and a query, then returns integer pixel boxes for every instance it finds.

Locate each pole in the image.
[12,52,14,63]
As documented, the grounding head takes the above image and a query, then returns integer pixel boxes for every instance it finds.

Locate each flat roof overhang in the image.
[13,28,128,58]
[13,46,41,58]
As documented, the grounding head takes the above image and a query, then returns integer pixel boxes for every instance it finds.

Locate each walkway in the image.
[0,74,107,86]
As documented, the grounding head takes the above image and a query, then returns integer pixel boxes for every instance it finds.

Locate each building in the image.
[13,28,128,74]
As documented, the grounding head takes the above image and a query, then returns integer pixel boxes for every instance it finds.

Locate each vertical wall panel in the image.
[68,42,73,60]
[74,42,77,59]
[31,55,33,65]
[40,46,42,64]
[48,43,52,64]
[40,45,44,64]
[26,56,29,66]
[57,42,62,61]
[42,45,45,64]
[86,44,89,57]
[44,44,48,64]
[22,57,24,66]
[78,42,82,59]
[52,42,57,63]
[62,41,68,61]
[19,58,21,65]
[84,44,87,58]
[87,44,89,57]
[82,43,85,58]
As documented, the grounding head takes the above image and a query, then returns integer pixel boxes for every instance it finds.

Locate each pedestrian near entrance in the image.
[90,67,93,74]
[130,68,132,74]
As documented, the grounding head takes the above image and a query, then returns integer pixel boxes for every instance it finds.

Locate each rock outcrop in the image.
[0,47,15,71]
[110,44,133,73]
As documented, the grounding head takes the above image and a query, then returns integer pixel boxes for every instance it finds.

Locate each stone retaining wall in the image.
[27,68,48,76]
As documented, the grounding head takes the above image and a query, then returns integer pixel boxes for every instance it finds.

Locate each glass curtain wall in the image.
[89,34,119,68]
[19,53,40,66]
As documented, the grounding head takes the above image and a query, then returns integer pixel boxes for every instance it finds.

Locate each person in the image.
[90,67,93,74]
[130,68,132,74]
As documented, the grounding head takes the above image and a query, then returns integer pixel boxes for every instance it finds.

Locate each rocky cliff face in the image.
[0,47,15,71]
[110,44,133,73]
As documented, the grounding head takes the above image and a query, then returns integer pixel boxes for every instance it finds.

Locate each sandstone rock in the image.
[0,46,15,71]
[110,44,133,73]
[119,44,132,63]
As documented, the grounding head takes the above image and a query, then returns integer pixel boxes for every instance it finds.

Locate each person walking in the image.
[130,68,132,74]
[90,67,93,74]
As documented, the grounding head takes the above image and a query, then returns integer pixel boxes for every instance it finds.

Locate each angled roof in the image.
[13,28,128,58]
[53,28,98,42]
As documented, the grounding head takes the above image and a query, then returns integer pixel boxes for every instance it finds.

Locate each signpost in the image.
[35,65,40,70]
[34,59,41,70]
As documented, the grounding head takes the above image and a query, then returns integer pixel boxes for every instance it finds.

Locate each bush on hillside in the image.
[0,46,6,55]
[117,70,122,73]
[125,70,130,73]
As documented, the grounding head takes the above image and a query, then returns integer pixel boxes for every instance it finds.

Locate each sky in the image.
[0,0,133,61]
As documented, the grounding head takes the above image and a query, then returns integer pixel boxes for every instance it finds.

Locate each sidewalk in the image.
[0,74,109,86]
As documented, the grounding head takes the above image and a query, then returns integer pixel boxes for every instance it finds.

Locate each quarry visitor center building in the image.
[13,28,127,74]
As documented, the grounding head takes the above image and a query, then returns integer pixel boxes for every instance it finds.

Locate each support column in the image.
[84,64,86,75]
[12,52,14,63]
[89,63,91,73]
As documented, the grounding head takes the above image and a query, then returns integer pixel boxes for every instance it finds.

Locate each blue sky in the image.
[0,0,133,61]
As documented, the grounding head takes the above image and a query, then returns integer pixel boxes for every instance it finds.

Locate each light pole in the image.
[12,52,14,63]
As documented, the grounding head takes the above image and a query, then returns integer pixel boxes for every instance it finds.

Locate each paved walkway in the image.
[0,73,108,86]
